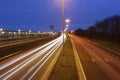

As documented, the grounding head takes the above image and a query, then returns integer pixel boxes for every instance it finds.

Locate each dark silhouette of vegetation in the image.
[74,15,120,44]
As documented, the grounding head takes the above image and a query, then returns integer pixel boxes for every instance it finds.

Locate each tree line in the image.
[73,15,120,44]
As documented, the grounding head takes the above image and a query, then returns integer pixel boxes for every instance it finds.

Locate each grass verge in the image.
[48,36,78,80]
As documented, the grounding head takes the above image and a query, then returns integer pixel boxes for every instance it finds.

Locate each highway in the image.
[70,35,120,80]
[0,36,58,60]
[0,34,66,80]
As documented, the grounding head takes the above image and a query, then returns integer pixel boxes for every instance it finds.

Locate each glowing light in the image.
[65,19,70,24]
[0,28,3,31]
[18,29,21,32]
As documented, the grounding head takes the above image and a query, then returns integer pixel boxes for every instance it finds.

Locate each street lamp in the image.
[29,30,31,38]
[18,29,21,40]
[38,31,40,34]
[2,31,5,39]
[62,0,65,56]
[18,29,21,34]
[62,0,65,31]
[14,32,16,39]
[0,28,3,45]
[0,28,3,31]
[65,19,70,24]
[29,30,31,33]
[61,1,70,56]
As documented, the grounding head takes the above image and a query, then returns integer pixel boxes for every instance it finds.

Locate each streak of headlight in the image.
[0,39,60,78]
[21,39,62,80]
[0,34,64,79]
[0,34,63,70]
[28,40,62,80]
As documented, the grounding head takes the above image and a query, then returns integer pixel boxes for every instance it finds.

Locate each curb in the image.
[70,38,87,80]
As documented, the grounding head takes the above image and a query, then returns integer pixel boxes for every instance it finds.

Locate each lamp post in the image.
[61,1,70,56]
[29,30,31,38]
[18,29,21,41]
[0,28,3,45]
[62,0,65,32]
[62,0,65,56]
[13,32,16,39]
[2,31,5,39]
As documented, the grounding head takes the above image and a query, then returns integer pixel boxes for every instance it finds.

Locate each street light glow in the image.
[29,30,31,33]
[0,28,3,31]
[65,19,70,24]
[18,29,21,32]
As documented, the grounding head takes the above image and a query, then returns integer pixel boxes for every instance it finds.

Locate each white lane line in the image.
[0,35,62,70]
[0,51,21,60]
[104,58,109,62]
[0,37,62,79]
[27,66,35,72]
[91,58,95,62]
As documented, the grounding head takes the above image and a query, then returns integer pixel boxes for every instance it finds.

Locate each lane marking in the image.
[104,58,109,62]
[91,58,95,62]
[0,51,21,60]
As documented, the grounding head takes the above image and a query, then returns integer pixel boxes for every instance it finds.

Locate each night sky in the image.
[0,0,120,32]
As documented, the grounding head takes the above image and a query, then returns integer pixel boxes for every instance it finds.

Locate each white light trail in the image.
[1,38,60,78]
[22,40,63,80]
[0,34,62,70]
[0,34,66,80]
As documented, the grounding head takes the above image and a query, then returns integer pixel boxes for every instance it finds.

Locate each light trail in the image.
[0,34,62,70]
[27,40,63,80]
[1,37,60,78]
[1,39,59,79]
[0,34,66,80]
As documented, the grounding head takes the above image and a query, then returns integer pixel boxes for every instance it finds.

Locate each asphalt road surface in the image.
[0,34,65,80]
[0,36,58,60]
[70,34,120,80]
